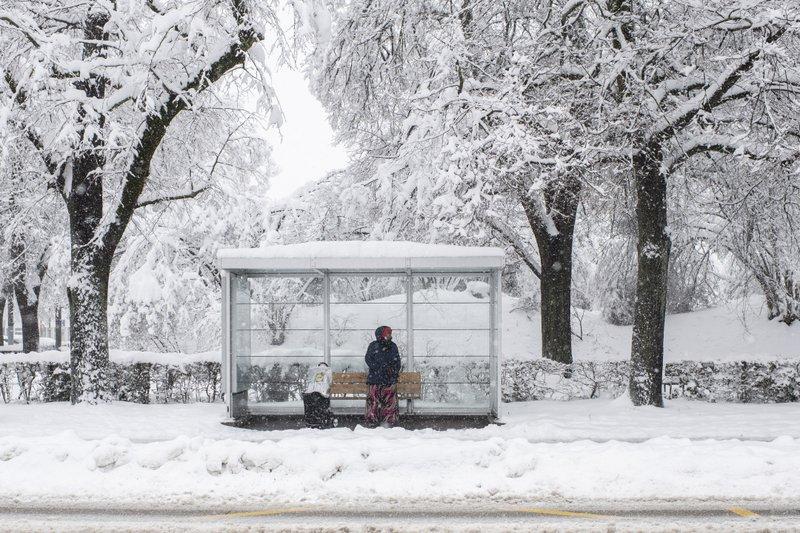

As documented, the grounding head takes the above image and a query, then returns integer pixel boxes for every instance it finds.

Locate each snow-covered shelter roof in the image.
[217,241,505,272]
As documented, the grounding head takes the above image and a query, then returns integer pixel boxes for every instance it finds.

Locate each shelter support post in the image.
[221,271,231,417]
[490,269,502,418]
[323,271,331,366]
[406,270,414,415]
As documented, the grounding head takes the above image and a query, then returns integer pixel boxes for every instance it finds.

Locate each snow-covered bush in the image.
[0,361,221,405]
[3,355,800,404]
[246,363,309,403]
[599,286,636,327]
[502,359,629,401]
[668,361,800,403]
[502,360,800,403]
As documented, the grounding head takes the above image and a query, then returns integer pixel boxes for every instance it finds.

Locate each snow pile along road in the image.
[1,430,799,509]
[4,400,800,509]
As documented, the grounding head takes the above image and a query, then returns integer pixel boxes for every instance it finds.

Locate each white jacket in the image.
[305,364,332,397]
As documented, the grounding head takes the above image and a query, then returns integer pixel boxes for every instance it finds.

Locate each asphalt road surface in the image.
[1,502,799,532]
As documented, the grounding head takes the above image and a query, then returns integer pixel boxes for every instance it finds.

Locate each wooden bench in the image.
[331,372,422,400]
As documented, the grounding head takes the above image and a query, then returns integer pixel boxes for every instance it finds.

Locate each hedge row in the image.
[0,361,221,404]
[501,359,800,402]
[2,358,800,404]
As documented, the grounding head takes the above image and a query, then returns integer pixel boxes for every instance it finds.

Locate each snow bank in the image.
[1,435,784,503]
[3,400,800,508]
[1,415,799,508]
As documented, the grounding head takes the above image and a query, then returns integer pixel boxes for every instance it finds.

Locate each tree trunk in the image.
[629,143,670,407]
[523,175,581,365]
[537,238,575,364]
[68,255,112,403]
[752,269,781,320]
[779,271,799,325]
[0,296,4,346]
[18,305,40,353]
[6,288,14,345]
[751,267,799,326]
[11,236,43,353]
[55,307,62,350]
[67,141,114,402]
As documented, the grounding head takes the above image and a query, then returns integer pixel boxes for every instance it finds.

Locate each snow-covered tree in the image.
[0,0,288,401]
[581,172,721,326]
[312,0,615,365]
[588,0,800,406]
[0,136,62,353]
[707,161,800,325]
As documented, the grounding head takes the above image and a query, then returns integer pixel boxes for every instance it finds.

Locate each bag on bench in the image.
[303,392,335,429]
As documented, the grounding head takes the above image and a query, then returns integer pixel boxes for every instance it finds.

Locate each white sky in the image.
[263,67,349,199]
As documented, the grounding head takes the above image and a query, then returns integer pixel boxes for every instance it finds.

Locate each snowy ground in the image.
[509,296,800,362]
[4,398,800,442]
[2,399,800,515]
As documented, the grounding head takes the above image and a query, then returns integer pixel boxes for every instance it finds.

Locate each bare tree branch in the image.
[135,184,212,209]
[480,212,542,278]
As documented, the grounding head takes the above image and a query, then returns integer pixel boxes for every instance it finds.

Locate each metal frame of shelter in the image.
[219,243,504,419]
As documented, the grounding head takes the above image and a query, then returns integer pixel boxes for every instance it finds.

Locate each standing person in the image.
[365,325,402,428]
[303,362,335,429]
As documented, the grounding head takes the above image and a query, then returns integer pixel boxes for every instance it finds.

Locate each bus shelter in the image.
[218,241,504,419]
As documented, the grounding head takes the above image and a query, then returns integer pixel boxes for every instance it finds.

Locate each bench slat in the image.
[335,372,366,380]
[332,372,421,382]
[330,384,368,394]
[330,371,422,399]
[330,385,421,394]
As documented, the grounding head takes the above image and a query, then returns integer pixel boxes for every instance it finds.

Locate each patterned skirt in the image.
[365,384,398,426]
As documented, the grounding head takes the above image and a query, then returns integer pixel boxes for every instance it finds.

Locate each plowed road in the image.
[1,502,798,531]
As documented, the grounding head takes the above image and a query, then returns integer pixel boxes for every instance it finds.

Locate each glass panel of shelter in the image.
[329,274,408,373]
[230,274,251,397]
[412,274,493,410]
[233,275,324,405]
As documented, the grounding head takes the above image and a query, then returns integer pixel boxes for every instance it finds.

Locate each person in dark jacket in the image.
[364,325,402,427]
